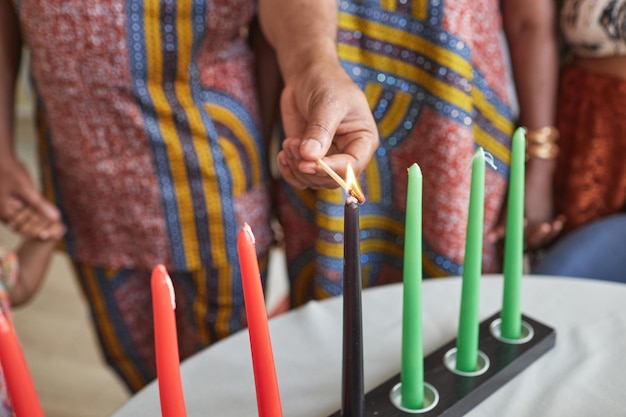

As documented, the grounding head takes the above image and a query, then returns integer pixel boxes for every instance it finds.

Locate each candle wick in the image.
[156,264,177,310]
[164,274,176,310]
[466,148,497,171]
[243,223,256,244]
[349,188,366,205]
[484,151,497,170]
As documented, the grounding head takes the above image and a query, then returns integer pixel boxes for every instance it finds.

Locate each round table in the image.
[111,275,626,417]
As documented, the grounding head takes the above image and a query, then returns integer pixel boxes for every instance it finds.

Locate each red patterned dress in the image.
[278,0,515,306]
[14,0,271,392]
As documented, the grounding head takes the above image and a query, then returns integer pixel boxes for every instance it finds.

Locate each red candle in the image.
[151,265,187,417]
[0,311,44,417]
[238,224,283,417]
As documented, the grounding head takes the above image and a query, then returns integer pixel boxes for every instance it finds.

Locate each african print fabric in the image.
[70,256,268,392]
[561,0,626,58]
[14,0,272,391]
[279,0,515,306]
[554,65,626,235]
[16,0,272,272]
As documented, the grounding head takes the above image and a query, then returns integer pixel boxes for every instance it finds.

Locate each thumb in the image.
[299,103,342,161]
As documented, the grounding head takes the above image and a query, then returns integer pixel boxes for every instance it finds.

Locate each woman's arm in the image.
[0,1,59,227]
[502,0,564,250]
[0,0,22,160]
[9,221,65,307]
[258,0,379,189]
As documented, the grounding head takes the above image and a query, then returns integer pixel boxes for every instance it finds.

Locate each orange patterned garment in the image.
[554,65,626,235]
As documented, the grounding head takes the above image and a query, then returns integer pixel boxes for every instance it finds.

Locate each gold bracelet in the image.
[525,126,560,159]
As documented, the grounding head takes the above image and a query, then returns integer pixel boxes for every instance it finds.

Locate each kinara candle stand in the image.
[328,311,556,417]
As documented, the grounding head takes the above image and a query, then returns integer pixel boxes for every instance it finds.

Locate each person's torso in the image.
[13,1,271,271]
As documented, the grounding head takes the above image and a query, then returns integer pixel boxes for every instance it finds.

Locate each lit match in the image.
[317,159,366,204]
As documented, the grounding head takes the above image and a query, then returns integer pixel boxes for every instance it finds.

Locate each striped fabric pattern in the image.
[71,256,269,392]
[280,0,515,306]
[16,0,272,391]
[19,0,270,272]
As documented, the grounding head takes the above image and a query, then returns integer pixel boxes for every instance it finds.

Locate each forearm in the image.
[503,0,558,131]
[503,0,559,179]
[0,0,22,159]
[257,0,338,81]
[250,18,282,151]
[10,238,58,307]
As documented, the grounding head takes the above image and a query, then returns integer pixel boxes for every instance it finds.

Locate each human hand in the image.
[488,211,565,249]
[0,156,60,231]
[523,196,564,252]
[487,158,564,250]
[7,210,66,308]
[5,203,66,241]
[523,158,564,250]
[276,59,379,189]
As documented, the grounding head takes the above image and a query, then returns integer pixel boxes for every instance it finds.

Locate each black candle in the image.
[342,196,364,417]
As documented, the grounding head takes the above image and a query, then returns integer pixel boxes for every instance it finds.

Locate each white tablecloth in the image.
[112,275,626,417]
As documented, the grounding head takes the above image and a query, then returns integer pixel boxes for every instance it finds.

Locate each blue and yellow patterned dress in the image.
[279,0,516,306]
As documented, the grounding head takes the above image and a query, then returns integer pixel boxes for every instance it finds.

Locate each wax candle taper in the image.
[456,148,486,372]
[501,128,526,339]
[401,163,424,409]
[151,265,187,417]
[342,195,364,417]
[238,224,283,417]
[0,311,45,417]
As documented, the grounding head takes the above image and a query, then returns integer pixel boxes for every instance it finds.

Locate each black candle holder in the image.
[327,312,556,417]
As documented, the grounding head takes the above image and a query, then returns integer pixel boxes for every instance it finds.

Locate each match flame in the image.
[346,164,365,204]
[316,159,366,204]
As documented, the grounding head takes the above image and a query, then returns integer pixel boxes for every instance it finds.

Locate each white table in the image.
[112,275,626,416]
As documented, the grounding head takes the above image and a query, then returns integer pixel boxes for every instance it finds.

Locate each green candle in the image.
[501,128,526,339]
[456,148,486,372]
[401,163,424,409]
